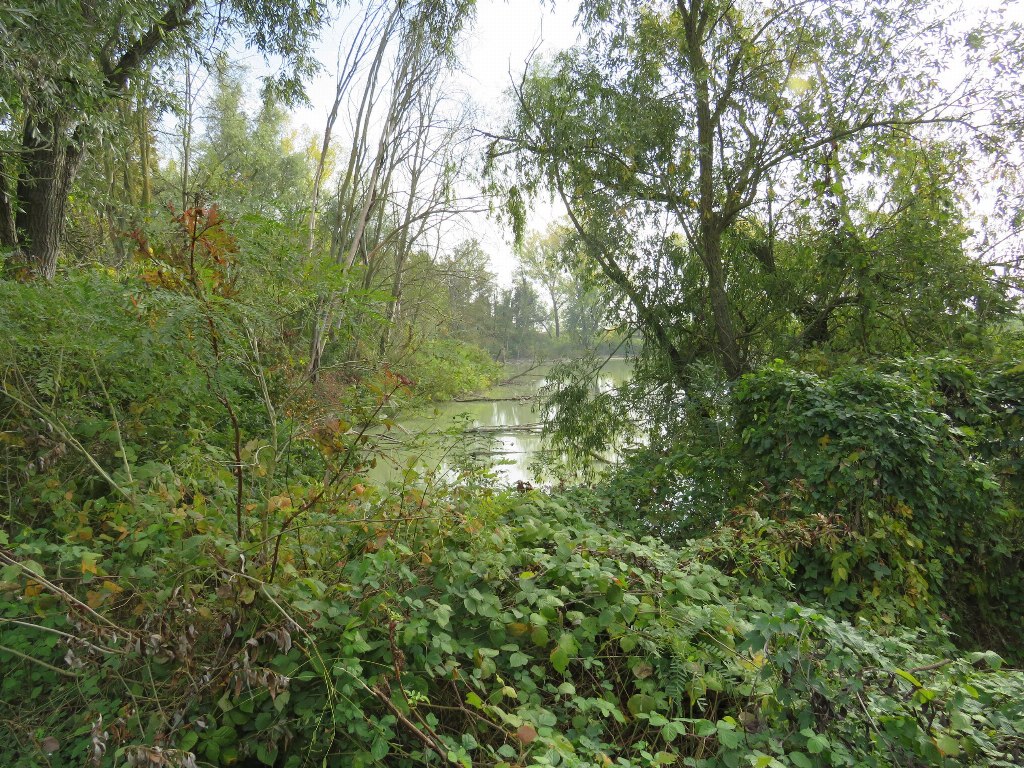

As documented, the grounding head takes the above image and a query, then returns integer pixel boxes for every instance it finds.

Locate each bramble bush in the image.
[2,209,1021,766]
[3,485,1023,767]
[591,360,1023,658]
[729,364,1023,654]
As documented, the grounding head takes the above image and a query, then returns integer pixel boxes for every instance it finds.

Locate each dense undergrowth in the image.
[2,236,1023,767]
[595,360,1024,658]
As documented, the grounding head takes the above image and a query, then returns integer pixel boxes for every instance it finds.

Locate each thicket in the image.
[3,0,1024,764]
[593,360,1024,656]
[2,236,1023,765]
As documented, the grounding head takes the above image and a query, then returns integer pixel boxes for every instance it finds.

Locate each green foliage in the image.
[3,485,1023,767]
[585,358,1024,658]
[540,357,633,474]
[399,337,500,402]
[3,5,1023,768]
[726,363,1021,653]
[1,243,1022,767]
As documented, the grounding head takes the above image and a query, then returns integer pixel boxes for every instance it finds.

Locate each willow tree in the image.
[490,0,1010,382]
[0,0,329,279]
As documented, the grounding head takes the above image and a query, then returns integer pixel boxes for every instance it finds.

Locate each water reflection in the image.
[368,358,632,485]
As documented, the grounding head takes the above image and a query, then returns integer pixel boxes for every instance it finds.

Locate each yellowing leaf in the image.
[267,495,292,513]
[24,582,44,598]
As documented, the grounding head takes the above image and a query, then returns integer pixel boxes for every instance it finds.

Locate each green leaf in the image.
[627,694,658,715]
[371,734,390,761]
[530,625,549,647]
[256,742,278,765]
[935,734,960,757]
[893,668,923,688]
[806,734,828,755]
[178,731,199,752]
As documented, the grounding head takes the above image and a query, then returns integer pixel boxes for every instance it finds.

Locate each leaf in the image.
[24,582,44,598]
[627,694,658,716]
[550,646,569,674]
[81,553,100,575]
[509,652,530,668]
[179,731,199,752]
[632,661,654,679]
[516,724,537,744]
[256,742,278,765]
[267,495,292,513]
[935,734,960,757]
[717,719,743,748]
[806,734,828,755]
[893,668,923,688]
[370,734,389,761]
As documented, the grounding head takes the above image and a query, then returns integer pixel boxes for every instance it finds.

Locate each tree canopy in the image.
[490,0,1018,382]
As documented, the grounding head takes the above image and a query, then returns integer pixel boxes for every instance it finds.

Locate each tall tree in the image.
[490,0,1014,382]
[518,223,573,339]
[0,0,329,278]
[306,0,477,378]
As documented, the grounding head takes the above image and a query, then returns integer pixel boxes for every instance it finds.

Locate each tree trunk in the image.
[686,0,743,380]
[16,116,84,280]
[699,223,743,379]
[138,97,152,208]
[549,288,561,338]
[0,172,16,250]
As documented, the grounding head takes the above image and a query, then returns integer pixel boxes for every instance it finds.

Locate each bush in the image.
[3,491,1022,767]
[730,364,1022,653]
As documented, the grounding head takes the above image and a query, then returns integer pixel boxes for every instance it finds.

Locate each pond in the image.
[367,358,632,486]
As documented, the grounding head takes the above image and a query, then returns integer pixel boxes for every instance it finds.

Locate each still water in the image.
[368,358,632,485]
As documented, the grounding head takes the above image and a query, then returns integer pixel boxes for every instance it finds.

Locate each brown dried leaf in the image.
[516,724,537,744]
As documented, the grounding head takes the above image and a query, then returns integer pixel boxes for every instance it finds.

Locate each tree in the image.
[491,0,1015,383]
[193,58,313,226]
[0,0,329,279]
[518,223,573,339]
[305,0,477,377]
